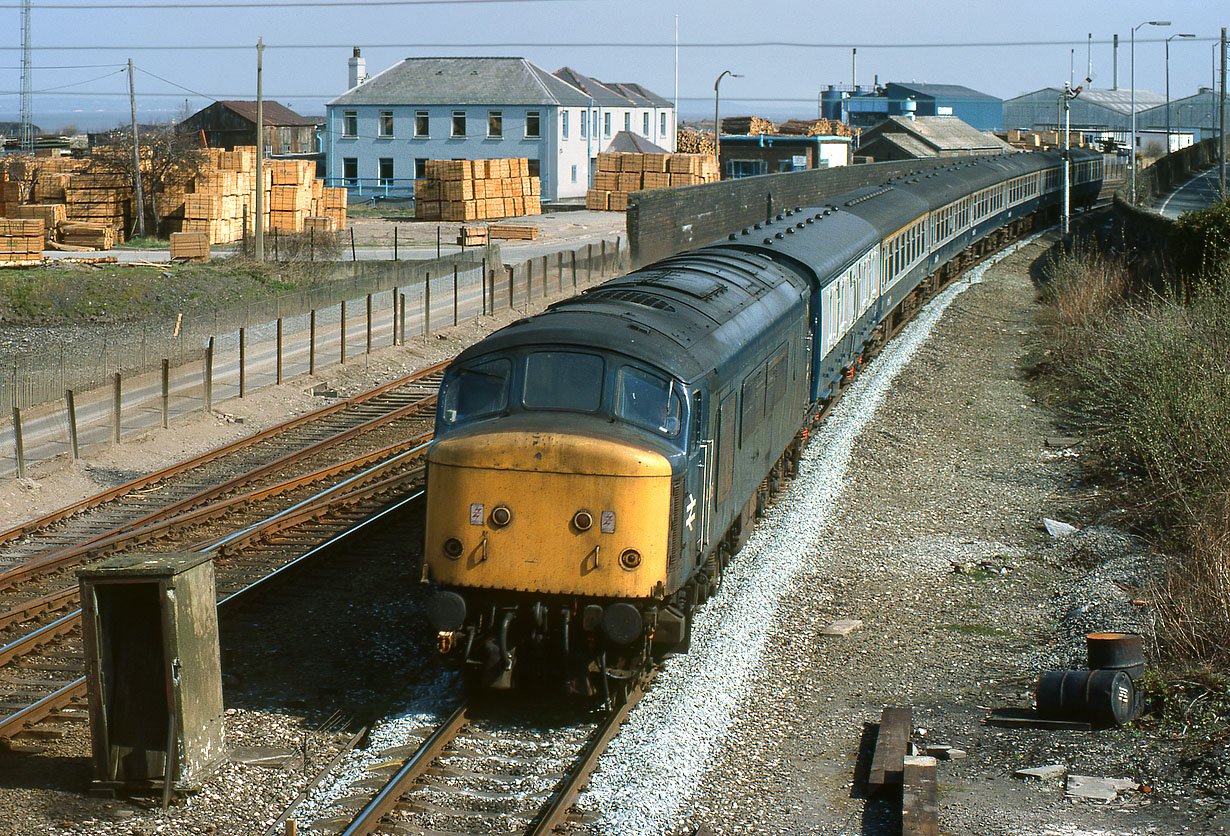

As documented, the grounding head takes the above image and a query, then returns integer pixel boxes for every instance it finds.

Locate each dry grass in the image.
[1037,246,1130,364]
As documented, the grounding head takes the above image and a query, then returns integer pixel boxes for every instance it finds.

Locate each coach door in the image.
[713,391,738,536]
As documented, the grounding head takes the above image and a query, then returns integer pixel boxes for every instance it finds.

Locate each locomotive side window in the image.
[523,351,604,412]
[441,357,512,425]
[616,366,682,437]
[765,347,788,408]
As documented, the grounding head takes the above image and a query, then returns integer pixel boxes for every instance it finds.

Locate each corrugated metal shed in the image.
[1003,87,1166,132]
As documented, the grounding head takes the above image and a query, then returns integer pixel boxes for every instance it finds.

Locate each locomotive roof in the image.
[451,248,810,383]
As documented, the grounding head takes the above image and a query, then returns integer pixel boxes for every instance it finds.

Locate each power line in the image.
[2,0,578,6]
[134,64,217,101]
[0,63,127,70]
[31,67,126,93]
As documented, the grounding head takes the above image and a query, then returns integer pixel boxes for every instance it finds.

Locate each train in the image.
[421,148,1104,695]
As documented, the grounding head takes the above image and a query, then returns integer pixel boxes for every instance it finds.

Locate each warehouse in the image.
[1003,87,1166,148]
[855,115,1013,161]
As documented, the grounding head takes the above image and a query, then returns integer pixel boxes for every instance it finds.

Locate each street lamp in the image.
[1166,33,1196,153]
[1131,19,1170,201]
[713,70,742,179]
[1059,82,1083,239]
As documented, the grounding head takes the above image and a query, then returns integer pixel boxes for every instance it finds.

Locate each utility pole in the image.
[19,0,32,153]
[255,37,265,263]
[1220,27,1226,196]
[128,59,146,238]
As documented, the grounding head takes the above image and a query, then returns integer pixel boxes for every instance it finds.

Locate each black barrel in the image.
[1036,669,1137,727]
[1087,632,1145,681]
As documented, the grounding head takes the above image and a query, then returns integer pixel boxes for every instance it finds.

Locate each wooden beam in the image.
[902,756,939,836]
[868,706,912,788]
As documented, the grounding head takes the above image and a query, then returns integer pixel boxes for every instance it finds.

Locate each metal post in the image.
[527,258,534,300]
[113,373,122,443]
[508,265,515,309]
[400,293,406,343]
[453,266,459,325]
[255,37,264,263]
[276,318,283,383]
[391,286,399,345]
[424,274,432,336]
[557,251,563,292]
[366,293,373,353]
[66,389,79,459]
[587,244,592,283]
[160,359,169,429]
[394,226,398,261]
[436,225,441,259]
[350,227,356,262]
[12,407,24,479]
[309,310,316,375]
[204,336,213,412]
[541,255,548,296]
[481,258,488,315]
[238,327,246,397]
[601,240,607,277]
[340,300,347,363]
[1062,86,1071,239]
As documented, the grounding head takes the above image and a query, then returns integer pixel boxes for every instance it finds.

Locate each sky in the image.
[0,0,1226,132]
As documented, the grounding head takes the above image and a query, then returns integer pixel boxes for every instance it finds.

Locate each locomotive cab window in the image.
[617,366,683,437]
[441,357,512,425]
[523,351,604,412]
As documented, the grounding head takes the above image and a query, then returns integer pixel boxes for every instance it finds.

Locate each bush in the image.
[1037,246,1130,364]
[237,228,343,262]
[1171,199,1230,280]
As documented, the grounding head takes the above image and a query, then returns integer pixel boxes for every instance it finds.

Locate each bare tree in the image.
[89,126,208,238]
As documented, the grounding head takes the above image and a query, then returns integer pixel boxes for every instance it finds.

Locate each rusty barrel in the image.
[1087,632,1145,681]
[1036,669,1137,727]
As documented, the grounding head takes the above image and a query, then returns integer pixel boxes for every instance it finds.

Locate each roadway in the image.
[1155,167,1226,219]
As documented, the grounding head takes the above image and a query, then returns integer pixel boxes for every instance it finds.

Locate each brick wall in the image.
[627,156,976,268]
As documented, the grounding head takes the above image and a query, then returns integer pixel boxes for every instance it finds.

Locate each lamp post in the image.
[713,70,741,179]
[1131,19,1170,201]
[1060,82,1083,239]
[1166,33,1196,153]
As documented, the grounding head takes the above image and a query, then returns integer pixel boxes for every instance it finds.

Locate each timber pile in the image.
[676,128,715,155]
[414,158,541,222]
[487,224,537,240]
[778,117,855,138]
[169,231,210,262]
[721,115,774,135]
[60,222,115,250]
[65,170,132,239]
[587,151,718,212]
[15,204,67,242]
[0,218,44,264]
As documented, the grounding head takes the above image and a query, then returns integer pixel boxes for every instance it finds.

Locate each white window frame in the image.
[487,110,503,139]
[378,111,394,138]
[414,111,429,138]
[452,111,466,138]
[342,111,358,138]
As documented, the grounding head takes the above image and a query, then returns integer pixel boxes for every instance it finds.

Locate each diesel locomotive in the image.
[422,149,1103,694]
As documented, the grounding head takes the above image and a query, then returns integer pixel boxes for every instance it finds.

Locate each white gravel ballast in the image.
[579,238,1042,835]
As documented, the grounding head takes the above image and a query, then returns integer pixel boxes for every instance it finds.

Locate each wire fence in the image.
[1,237,626,478]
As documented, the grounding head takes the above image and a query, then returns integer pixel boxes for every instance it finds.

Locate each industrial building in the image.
[1137,88,1230,143]
[855,115,1014,161]
[822,82,1002,131]
[1002,87,1166,148]
[178,101,319,155]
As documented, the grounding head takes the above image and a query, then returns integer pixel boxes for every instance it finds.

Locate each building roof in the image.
[887,82,998,101]
[602,81,672,108]
[604,131,671,154]
[553,67,634,106]
[329,57,591,107]
[861,115,1015,154]
[214,100,317,126]
[1005,87,1167,115]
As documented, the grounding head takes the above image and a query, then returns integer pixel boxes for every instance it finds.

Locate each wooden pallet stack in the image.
[415,158,541,222]
[60,223,116,250]
[0,218,44,264]
[587,152,718,211]
[64,171,132,241]
[169,231,210,262]
[721,115,775,136]
[15,204,67,243]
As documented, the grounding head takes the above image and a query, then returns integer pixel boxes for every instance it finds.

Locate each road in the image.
[1155,167,1225,219]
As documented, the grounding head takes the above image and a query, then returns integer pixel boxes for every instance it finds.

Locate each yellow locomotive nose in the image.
[425,429,673,598]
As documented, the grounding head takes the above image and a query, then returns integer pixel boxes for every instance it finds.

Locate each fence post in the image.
[508,265,515,309]
[601,240,607,277]
[239,327,246,398]
[276,319,284,384]
[350,227,357,262]
[340,300,347,364]
[572,250,577,288]
[310,228,315,262]
[453,265,459,326]
[391,287,399,345]
[400,293,406,343]
[273,226,279,261]
[587,244,593,283]
[394,226,398,261]
[12,407,24,479]
[161,359,170,429]
[204,336,214,412]
[66,389,80,460]
[615,236,620,271]
[366,293,373,354]
[309,309,316,375]
[541,255,548,297]
[424,274,432,337]
[557,251,563,292]
[113,373,122,443]
[523,263,531,312]
[481,258,488,315]
[436,225,440,259]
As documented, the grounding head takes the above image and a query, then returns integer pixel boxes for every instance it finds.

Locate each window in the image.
[660,112,668,136]
[561,110,569,139]
[617,366,682,437]
[379,111,394,137]
[415,158,427,179]
[526,111,541,138]
[624,112,631,132]
[379,158,394,184]
[571,164,577,183]
[643,112,649,135]
[523,352,603,411]
[414,111,429,137]
[580,110,588,139]
[604,112,611,137]
[441,358,512,426]
[342,157,358,185]
[343,111,357,138]
[487,110,502,138]
[528,159,540,179]
[452,111,466,137]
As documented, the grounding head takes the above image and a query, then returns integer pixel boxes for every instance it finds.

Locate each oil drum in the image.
[1035,669,1137,727]
[1087,632,1145,681]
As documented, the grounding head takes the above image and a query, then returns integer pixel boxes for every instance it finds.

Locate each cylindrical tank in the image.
[1036,669,1137,727]
[1087,632,1145,681]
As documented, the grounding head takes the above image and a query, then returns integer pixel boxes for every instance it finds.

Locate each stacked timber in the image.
[15,204,67,243]
[721,115,774,136]
[65,171,131,240]
[169,231,210,262]
[60,223,115,250]
[414,158,541,222]
[0,218,44,264]
[676,128,715,155]
[587,152,718,212]
[777,118,855,138]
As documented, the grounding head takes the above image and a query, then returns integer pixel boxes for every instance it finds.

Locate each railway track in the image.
[280,684,644,836]
[0,362,449,742]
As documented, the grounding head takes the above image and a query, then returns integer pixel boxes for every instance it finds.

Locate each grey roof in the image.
[864,115,1015,153]
[553,67,632,106]
[328,57,590,107]
[888,82,999,101]
[1005,86,1167,115]
[608,82,672,108]
[214,100,318,126]
[604,131,670,154]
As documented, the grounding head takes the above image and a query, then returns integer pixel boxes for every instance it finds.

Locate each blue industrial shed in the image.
[826,82,1002,132]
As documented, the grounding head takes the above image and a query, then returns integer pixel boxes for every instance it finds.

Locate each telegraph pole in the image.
[255,37,265,263]
[128,59,146,238]
[1220,27,1227,197]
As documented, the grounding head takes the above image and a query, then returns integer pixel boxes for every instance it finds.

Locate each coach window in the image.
[523,351,604,412]
[441,357,512,425]
[617,366,683,437]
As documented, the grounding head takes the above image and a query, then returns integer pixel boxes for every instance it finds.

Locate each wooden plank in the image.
[868,706,911,787]
[902,756,939,836]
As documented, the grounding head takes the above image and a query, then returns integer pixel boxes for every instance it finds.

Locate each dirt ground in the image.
[0,231,1226,835]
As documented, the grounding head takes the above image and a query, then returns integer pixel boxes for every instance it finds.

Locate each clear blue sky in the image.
[1,0,1226,131]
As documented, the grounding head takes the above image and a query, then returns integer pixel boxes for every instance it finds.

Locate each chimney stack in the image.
[348,47,367,89]
[1113,34,1119,90]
